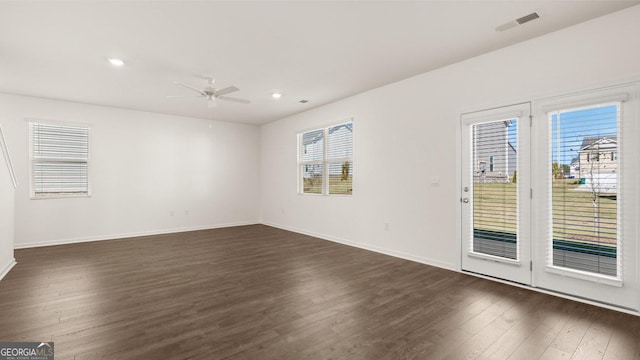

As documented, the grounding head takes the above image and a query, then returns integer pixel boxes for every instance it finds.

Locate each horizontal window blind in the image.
[298,121,353,195]
[300,129,324,194]
[31,122,90,197]
[472,119,518,260]
[549,103,619,277]
[327,123,353,195]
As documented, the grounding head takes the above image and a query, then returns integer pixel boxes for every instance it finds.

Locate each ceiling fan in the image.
[168,77,251,108]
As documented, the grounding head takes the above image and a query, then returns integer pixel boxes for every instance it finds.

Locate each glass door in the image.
[461,103,531,285]
[533,85,639,310]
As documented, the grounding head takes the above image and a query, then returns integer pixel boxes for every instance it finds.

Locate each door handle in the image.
[462,198,469,203]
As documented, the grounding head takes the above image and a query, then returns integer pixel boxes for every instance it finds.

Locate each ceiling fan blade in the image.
[214,86,239,97]
[166,95,203,98]
[174,81,205,96]
[218,96,250,104]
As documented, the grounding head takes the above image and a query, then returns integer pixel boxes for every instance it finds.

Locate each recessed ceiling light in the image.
[272,92,282,99]
[108,58,125,67]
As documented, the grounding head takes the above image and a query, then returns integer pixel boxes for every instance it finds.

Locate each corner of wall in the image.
[0,258,16,282]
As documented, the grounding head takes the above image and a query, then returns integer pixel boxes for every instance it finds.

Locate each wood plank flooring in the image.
[0,224,639,359]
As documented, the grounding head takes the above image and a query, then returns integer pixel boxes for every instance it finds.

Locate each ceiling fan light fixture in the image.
[170,78,250,107]
[107,58,125,67]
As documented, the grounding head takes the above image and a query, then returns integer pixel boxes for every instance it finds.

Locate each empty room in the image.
[2,1,640,359]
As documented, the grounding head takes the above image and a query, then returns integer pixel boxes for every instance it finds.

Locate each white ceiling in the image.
[1,1,638,125]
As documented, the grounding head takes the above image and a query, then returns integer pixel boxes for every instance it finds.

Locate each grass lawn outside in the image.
[303,175,352,195]
[473,180,617,248]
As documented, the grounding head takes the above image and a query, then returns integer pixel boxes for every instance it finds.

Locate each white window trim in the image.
[537,99,625,283]
[544,265,622,287]
[467,252,522,267]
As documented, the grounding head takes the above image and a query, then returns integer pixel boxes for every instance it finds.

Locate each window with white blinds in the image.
[548,103,619,277]
[472,119,518,260]
[30,122,90,198]
[298,121,353,195]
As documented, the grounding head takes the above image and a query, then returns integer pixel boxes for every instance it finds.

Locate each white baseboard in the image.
[0,258,16,281]
[14,221,259,249]
[261,221,457,272]
[261,222,640,316]
[462,270,640,317]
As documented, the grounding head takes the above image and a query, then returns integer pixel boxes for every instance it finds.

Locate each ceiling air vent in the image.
[496,12,540,32]
[299,99,309,104]
[517,12,540,25]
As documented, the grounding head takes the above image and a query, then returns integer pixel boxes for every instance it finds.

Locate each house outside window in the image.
[578,136,616,178]
[472,120,517,183]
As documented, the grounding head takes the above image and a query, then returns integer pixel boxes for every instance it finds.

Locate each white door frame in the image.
[461,102,532,285]
[531,83,639,311]
[459,83,639,312]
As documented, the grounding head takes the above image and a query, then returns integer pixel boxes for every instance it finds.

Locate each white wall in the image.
[260,5,640,270]
[0,126,16,279]
[0,94,260,247]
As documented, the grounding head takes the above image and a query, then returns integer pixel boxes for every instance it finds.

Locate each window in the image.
[536,84,640,308]
[549,104,619,276]
[30,121,90,198]
[471,118,519,260]
[298,121,353,195]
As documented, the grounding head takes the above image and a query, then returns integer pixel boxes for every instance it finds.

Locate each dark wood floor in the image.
[1,225,639,359]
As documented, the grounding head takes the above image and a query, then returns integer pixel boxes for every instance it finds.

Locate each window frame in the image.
[546,102,620,279]
[28,119,91,199]
[297,119,353,196]
[533,84,637,292]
